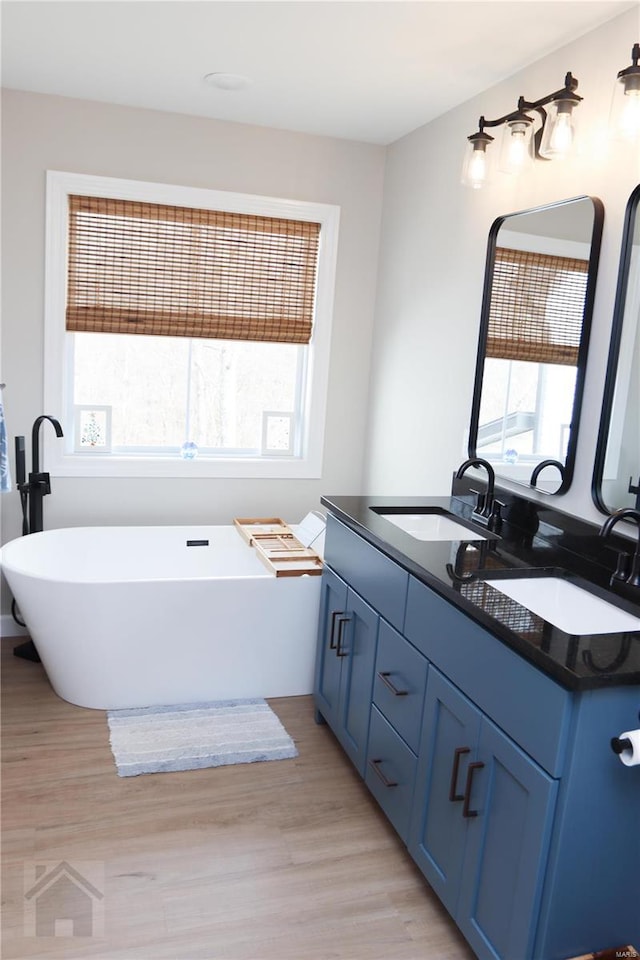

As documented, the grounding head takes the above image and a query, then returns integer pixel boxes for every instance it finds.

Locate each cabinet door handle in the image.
[329,610,345,650]
[462,761,485,818]
[369,758,398,788]
[448,746,470,802]
[336,616,350,657]
[378,671,409,697]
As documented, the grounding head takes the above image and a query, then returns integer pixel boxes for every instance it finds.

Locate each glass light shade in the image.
[539,98,578,159]
[610,72,640,141]
[498,119,534,174]
[461,139,492,189]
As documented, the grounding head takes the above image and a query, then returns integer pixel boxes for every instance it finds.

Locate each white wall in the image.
[2,7,639,627]
[364,7,640,526]
[0,90,385,565]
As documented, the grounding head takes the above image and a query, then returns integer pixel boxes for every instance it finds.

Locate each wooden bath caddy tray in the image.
[234,517,323,578]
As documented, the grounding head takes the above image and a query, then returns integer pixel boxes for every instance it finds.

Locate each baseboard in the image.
[1,614,29,638]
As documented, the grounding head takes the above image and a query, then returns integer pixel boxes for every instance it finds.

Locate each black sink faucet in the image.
[455,457,501,528]
[28,415,64,535]
[599,508,640,588]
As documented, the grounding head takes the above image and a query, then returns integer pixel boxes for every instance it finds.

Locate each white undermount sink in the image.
[378,512,488,542]
[486,576,640,635]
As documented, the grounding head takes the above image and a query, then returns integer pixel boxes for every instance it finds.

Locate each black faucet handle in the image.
[627,553,640,588]
[30,472,52,496]
[610,550,631,585]
[600,508,640,588]
[469,487,488,516]
[487,499,505,533]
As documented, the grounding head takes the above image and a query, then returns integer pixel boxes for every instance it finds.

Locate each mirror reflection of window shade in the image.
[486,247,589,366]
[66,195,321,345]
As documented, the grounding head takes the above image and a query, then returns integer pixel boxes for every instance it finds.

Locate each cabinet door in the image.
[409,669,481,916]
[314,567,348,730]
[335,589,379,775]
[457,718,558,960]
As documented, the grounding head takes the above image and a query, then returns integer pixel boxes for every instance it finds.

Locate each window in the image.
[477,357,576,462]
[44,172,340,478]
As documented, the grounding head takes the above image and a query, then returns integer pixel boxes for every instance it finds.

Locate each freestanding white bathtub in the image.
[0,525,322,710]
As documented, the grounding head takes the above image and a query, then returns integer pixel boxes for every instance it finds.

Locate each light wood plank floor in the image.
[1,638,475,960]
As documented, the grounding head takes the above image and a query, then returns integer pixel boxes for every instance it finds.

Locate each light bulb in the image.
[549,113,574,155]
[619,89,640,140]
[539,109,575,159]
[611,44,640,142]
[467,148,488,188]
[506,128,528,168]
[498,116,534,175]
[539,94,580,160]
[462,128,493,188]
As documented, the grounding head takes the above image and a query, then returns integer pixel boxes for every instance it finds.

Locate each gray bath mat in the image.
[107,698,298,777]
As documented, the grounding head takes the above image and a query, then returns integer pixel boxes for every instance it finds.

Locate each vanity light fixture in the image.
[610,42,640,142]
[462,72,582,189]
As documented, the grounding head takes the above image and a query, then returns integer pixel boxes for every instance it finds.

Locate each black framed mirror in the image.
[469,196,604,494]
[593,184,640,514]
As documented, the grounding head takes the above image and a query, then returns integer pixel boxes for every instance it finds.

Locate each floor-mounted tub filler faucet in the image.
[455,457,503,531]
[28,415,64,535]
[13,415,64,662]
[599,508,640,588]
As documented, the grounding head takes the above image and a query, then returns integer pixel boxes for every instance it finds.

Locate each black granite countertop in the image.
[320,494,640,691]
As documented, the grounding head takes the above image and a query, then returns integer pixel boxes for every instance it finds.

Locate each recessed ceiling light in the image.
[203,72,251,92]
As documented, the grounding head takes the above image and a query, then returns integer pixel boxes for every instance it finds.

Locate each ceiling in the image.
[2,1,637,144]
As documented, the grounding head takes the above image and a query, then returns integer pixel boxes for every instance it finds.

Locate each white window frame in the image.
[44,170,340,479]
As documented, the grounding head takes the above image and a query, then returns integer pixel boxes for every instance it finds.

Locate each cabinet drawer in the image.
[324,515,408,631]
[404,576,571,777]
[365,706,417,843]
[373,620,428,754]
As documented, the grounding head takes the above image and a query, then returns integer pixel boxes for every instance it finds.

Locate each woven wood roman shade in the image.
[66,196,321,344]
[486,247,589,366]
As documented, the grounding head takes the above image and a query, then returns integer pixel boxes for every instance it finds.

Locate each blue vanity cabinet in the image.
[323,513,409,632]
[314,566,380,775]
[314,567,349,731]
[408,668,482,915]
[316,512,640,958]
[365,705,418,842]
[372,620,428,755]
[364,621,429,841]
[409,666,557,960]
[456,714,557,960]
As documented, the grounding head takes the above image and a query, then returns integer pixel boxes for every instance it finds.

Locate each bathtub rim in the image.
[0,524,310,586]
